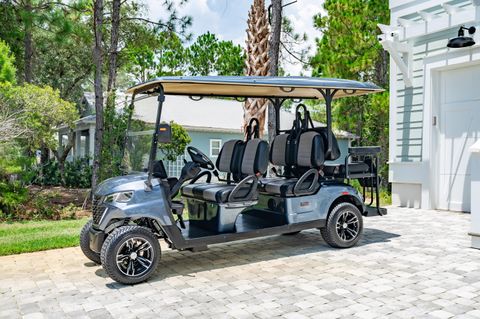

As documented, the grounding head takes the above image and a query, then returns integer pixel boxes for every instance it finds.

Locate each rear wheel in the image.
[320,202,363,248]
[80,219,101,264]
[101,226,160,285]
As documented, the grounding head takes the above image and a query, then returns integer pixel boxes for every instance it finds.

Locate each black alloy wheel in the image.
[320,202,363,248]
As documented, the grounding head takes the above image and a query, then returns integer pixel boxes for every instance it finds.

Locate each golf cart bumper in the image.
[89,227,106,253]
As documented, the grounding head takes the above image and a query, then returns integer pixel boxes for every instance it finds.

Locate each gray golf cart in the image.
[80,76,387,285]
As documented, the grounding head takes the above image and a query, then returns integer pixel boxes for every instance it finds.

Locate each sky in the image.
[143,0,326,75]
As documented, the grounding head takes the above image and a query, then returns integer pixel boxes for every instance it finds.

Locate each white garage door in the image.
[438,64,480,212]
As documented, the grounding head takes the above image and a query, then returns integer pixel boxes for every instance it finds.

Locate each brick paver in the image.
[0,207,479,318]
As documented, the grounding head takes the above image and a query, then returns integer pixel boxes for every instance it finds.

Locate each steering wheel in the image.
[187,146,215,170]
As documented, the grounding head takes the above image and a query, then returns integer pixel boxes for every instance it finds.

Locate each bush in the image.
[0,180,28,220]
[30,158,92,188]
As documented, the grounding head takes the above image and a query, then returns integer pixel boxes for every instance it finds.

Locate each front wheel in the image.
[101,226,160,285]
[320,202,363,248]
[80,219,101,264]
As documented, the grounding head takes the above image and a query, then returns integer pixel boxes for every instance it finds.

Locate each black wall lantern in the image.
[447,26,476,48]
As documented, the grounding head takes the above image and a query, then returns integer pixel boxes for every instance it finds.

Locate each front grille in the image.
[92,195,104,225]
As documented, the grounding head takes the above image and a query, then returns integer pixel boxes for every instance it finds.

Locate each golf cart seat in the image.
[259,131,324,197]
[181,138,268,203]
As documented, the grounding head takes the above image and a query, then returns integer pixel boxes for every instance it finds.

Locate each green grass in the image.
[0,217,89,256]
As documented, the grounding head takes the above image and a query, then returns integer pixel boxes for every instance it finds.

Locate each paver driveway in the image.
[0,207,479,319]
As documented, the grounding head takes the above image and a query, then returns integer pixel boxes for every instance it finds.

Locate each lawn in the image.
[0,218,88,256]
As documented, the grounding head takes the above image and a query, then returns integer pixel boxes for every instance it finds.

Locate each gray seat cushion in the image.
[259,176,321,197]
[258,178,297,197]
[182,183,253,203]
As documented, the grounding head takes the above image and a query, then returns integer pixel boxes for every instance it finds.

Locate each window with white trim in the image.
[210,139,222,157]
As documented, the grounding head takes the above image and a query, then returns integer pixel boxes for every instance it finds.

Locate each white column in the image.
[89,126,95,163]
[470,140,480,249]
[75,130,82,158]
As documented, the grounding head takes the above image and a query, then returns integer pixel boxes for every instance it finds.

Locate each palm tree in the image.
[244,0,270,137]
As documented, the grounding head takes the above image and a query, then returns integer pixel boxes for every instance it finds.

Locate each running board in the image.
[363,206,387,217]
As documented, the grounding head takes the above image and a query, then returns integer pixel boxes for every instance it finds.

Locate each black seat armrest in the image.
[293,168,319,196]
[227,175,258,202]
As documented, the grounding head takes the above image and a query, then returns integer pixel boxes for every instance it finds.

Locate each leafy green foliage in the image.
[187,32,245,76]
[125,31,187,82]
[0,181,29,220]
[0,84,78,152]
[99,98,134,180]
[30,158,92,188]
[126,31,245,82]
[0,143,34,220]
[0,143,34,180]
[33,4,93,103]
[0,40,16,84]
[310,0,390,183]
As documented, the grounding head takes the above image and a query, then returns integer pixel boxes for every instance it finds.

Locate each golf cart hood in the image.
[94,174,148,196]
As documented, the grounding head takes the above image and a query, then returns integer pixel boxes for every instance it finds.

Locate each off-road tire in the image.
[320,202,363,248]
[80,219,101,264]
[101,226,160,285]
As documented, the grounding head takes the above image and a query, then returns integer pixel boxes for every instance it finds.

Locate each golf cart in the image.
[80,76,387,285]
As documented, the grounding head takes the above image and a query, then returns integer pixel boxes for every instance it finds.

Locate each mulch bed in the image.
[26,185,92,218]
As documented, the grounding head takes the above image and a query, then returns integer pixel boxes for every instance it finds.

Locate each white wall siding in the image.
[391,21,458,163]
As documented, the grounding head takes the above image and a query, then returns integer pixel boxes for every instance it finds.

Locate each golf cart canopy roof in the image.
[126,76,383,99]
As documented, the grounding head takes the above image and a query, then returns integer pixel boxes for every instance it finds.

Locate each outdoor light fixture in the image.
[447,26,476,48]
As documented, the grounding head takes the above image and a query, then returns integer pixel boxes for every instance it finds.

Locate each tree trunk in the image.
[23,1,33,83]
[107,0,121,92]
[267,0,282,144]
[244,0,270,137]
[91,0,104,192]
[52,131,75,187]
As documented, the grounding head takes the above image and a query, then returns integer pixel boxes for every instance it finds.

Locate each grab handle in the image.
[293,168,319,196]
[227,175,258,202]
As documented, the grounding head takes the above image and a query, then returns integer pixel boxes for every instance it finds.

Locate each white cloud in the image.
[144,0,325,75]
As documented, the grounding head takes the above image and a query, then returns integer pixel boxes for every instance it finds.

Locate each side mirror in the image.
[157,124,172,144]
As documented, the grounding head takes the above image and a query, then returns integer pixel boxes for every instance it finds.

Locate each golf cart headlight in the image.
[104,191,134,203]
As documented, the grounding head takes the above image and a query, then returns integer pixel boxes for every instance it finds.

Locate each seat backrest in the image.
[269,133,289,166]
[215,139,243,174]
[269,114,304,168]
[310,127,341,161]
[240,138,269,176]
[296,131,325,169]
[215,138,268,179]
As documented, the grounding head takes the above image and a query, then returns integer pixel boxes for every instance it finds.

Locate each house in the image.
[60,94,356,176]
[379,0,480,212]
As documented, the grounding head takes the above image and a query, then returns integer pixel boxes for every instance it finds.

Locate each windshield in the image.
[123,119,155,173]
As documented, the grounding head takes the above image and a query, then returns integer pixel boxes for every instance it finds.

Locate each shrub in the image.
[30,158,92,188]
[64,158,92,188]
[27,191,60,220]
[0,180,28,220]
